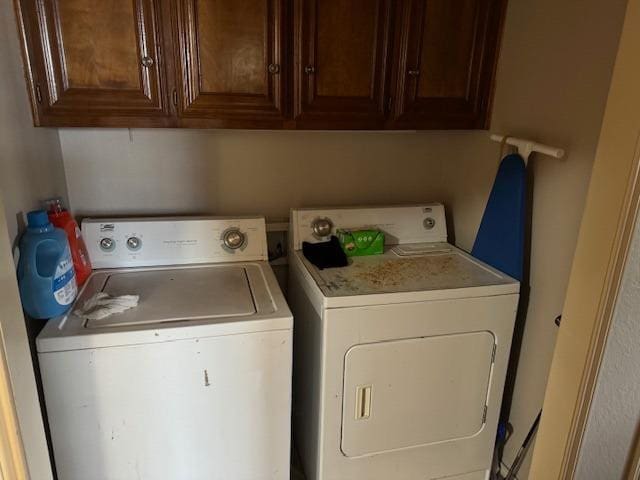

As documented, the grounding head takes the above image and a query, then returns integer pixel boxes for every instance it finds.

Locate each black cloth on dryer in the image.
[302,236,348,270]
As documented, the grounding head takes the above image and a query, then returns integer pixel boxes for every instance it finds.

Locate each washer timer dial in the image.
[222,229,246,250]
[126,236,142,251]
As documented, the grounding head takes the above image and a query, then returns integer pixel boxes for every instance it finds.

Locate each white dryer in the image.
[38,216,292,480]
[288,204,519,480]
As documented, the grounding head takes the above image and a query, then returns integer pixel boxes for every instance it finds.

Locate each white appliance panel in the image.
[83,216,267,268]
[40,330,292,480]
[341,332,495,457]
[291,204,447,249]
[319,295,516,480]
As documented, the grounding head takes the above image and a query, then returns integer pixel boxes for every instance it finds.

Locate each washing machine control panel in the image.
[83,217,267,269]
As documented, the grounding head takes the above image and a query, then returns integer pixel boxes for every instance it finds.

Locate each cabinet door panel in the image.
[18,0,169,126]
[197,2,266,95]
[57,2,141,90]
[294,0,393,129]
[391,0,505,129]
[418,0,477,99]
[174,0,285,126]
[315,2,377,98]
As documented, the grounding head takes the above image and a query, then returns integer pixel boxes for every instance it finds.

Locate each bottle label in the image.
[53,246,77,305]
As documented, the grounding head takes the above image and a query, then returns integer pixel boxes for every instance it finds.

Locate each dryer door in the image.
[341,331,495,457]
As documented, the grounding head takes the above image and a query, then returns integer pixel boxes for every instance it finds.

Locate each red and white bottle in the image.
[45,198,92,287]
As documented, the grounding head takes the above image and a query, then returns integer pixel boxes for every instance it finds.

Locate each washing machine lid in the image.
[86,266,256,329]
[297,243,519,307]
[37,262,292,353]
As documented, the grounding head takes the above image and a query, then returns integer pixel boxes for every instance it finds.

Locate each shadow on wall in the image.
[12,211,26,249]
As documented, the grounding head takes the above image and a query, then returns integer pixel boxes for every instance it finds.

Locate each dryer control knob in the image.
[223,229,245,250]
[423,217,436,230]
[311,217,333,238]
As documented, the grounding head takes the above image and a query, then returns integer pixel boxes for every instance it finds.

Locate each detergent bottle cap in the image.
[27,210,52,229]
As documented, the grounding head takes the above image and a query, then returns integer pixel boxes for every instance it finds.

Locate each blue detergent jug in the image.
[18,210,78,319]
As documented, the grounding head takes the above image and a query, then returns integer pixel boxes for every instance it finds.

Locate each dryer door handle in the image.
[355,385,372,420]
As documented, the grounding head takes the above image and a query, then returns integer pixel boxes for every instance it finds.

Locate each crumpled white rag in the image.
[75,292,139,320]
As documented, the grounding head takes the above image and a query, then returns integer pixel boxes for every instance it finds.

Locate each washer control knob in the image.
[99,237,115,252]
[423,217,436,230]
[223,229,245,250]
[311,217,333,238]
[126,236,142,251]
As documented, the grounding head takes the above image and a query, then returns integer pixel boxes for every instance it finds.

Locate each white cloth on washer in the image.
[74,292,139,320]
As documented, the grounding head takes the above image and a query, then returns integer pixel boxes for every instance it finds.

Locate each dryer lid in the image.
[302,243,518,299]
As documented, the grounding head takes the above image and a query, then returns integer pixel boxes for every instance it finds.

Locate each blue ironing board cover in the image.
[471,153,526,281]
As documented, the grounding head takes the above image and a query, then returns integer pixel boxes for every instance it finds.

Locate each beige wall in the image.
[0,1,68,479]
[58,128,474,219]
[443,0,627,477]
[0,8,67,244]
[530,0,640,475]
[57,1,627,479]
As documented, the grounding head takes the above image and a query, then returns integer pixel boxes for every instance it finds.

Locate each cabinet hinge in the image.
[482,405,488,424]
[172,89,178,107]
[35,84,43,104]
[491,343,497,363]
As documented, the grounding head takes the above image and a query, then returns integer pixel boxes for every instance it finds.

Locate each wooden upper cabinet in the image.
[15,0,506,129]
[172,0,286,127]
[389,0,506,129]
[17,0,171,127]
[293,0,393,129]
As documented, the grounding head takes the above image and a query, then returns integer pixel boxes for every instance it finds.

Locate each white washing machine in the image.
[288,204,519,480]
[37,216,292,480]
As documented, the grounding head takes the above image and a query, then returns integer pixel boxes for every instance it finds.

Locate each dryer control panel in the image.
[291,203,447,250]
[83,216,267,269]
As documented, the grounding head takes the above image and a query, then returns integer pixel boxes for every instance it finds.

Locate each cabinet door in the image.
[293,0,393,129]
[390,0,506,129]
[17,0,171,127]
[173,0,286,128]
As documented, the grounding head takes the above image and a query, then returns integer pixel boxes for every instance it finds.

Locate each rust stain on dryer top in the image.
[309,250,508,297]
